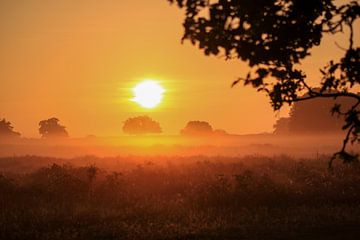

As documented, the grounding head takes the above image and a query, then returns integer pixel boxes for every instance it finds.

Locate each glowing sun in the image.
[132,80,165,108]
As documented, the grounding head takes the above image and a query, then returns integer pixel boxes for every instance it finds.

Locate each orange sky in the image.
[0,0,357,138]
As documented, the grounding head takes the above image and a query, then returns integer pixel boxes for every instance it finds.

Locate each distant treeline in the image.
[0,116,228,139]
[1,97,354,139]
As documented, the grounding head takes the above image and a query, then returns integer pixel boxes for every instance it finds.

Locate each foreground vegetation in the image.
[1,155,360,239]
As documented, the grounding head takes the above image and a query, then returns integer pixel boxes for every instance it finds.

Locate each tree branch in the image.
[329,124,357,169]
[293,92,360,103]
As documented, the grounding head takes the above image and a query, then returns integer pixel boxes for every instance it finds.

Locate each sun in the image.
[132,80,165,109]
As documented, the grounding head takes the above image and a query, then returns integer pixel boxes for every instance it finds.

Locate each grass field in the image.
[1,155,360,239]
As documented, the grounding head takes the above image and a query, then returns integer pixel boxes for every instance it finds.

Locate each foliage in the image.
[273,117,291,135]
[274,96,355,134]
[180,120,213,136]
[0,118,20,139]
[1,155,360,239]
[169,0,360,166]
[123,116,162,135]
[39,117,69,138]
[213,128,228,136]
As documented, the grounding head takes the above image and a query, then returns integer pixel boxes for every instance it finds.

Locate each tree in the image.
[274,96,355,134]
[123,116,162,135]
[169,0,359,167]
[39,118,69,138]
[181,121,213,136]
[273,117,290,135]
[289,96,355,134]
[213,128,229,136]
[0,118,20,139]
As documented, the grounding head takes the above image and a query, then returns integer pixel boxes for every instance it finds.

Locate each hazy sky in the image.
[0,0,356,137]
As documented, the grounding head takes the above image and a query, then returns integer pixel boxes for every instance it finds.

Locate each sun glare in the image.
[132,80,165,109]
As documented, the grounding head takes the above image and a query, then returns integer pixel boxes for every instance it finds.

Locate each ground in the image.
[1,155,360,239]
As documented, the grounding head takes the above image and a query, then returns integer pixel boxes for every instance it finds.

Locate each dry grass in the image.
[1,155,360,239]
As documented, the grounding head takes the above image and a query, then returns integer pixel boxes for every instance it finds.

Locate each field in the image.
[1,154,360,240]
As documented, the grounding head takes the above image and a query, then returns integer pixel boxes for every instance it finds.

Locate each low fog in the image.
[0,133,355,159]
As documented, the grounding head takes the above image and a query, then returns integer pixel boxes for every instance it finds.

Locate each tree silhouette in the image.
[213,128,229,136]
[274,96,355,134]
[169,0,359,166]
[39,118,69,138]
[181,121,213,136]
[0,118,20,139]
[290,96,355,134]
[123,116,162,135]
[273,117,291,135]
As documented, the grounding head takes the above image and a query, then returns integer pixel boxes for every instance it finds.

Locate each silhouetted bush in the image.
[0,118,20,139]
[274,96,356,134]
[1,155,360,239]
[180,121,213,136]
[123,116,162,135]
[39,118,69,138]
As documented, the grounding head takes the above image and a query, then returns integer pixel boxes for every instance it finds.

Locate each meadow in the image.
[1,154,360,240]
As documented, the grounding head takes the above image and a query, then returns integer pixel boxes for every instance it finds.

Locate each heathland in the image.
[1,153,360,240]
